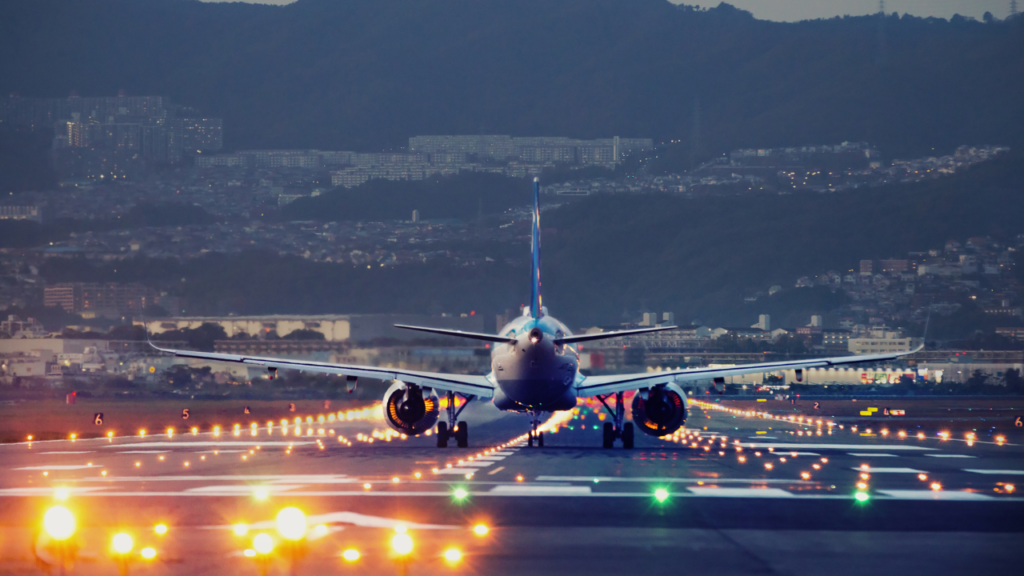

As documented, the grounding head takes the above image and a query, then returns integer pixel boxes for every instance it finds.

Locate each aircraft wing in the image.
[149,343,495,398]
[575,347,922,398]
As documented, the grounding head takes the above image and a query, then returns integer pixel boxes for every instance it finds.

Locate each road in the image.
[1,399,1022,575]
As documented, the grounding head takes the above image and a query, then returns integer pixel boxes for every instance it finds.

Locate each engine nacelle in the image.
[382,381,439,435]
[630,383,687,437]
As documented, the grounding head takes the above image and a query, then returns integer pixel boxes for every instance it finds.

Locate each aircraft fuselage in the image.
[490,314,580,412]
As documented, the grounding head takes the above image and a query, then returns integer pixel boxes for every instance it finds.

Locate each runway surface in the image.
[1,399,1022,575]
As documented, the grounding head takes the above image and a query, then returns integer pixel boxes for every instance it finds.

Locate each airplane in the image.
[150,178,922,449]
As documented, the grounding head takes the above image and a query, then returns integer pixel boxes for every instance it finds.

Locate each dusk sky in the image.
[200,1,1017,22]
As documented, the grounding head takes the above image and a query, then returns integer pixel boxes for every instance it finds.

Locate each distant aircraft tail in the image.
[530,178,542,319]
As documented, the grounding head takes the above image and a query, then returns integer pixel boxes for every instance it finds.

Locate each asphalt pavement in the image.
[1,398,1022,575]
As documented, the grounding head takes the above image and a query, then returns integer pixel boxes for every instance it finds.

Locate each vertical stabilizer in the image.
[529,178,543,318]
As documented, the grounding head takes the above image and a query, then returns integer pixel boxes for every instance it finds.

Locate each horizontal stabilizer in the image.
[556,325,678,345]
[393,324,514,343]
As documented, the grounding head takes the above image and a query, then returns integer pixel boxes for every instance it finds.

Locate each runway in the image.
[1,399,1022,575]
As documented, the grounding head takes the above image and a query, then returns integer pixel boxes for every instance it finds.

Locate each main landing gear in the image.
[527,412,544,448]
[597,391,634,449]
[437,391,474,448]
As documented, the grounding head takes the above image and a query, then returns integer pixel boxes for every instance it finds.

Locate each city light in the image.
[43,506,76,541]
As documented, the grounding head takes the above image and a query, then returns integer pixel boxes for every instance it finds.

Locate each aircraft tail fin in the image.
[530,178,542,319]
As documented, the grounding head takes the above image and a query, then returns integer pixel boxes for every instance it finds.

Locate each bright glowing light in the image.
[314,524,328,536]
[276,507,306,541]
[453,487,468,501]
[654,488,669,503]
[473,524,489,536]
[253,487,269,501]
[930,482,942,491]
[391,533,414,556]
[244,549,256,558]
[342,548,360,561]
[443,548,462,563]
[854,491,870,502]
[54,488,70,501]
[253,533,274,555]
[918,473,928,481]
[112,533,134,555]
[43,506,76,541]
[233,523,249,537]
[155,524,168,535]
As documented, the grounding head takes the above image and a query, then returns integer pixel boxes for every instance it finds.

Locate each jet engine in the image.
[382,381,439,435]
[630,383,687,437]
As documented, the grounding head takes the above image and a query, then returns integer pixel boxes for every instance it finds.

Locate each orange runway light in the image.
[930,482,942,491]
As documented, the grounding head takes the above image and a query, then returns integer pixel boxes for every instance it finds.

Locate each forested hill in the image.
[2,0,1022,169]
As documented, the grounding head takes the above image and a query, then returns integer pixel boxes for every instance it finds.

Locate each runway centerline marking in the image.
[687,488,794,498]
[925,454,977,458]
[488,466,506,475]
[850,467,926,473]
[15,464,99,470]
[876,490,994,501]
[848,453,899,457]
[740,443,937,451]
[964,469,1024,475]
[490,485,592,495]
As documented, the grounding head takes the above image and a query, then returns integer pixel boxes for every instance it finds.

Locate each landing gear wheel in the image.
[602,422,615,449]
[437,421,448,448]
[622,422,635,449]
[537,432,544,447]
[455,421,469,448]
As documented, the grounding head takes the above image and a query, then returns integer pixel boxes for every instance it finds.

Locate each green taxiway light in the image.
[854,491,870,503]
[453,487,469,501]
[654,488,670,503]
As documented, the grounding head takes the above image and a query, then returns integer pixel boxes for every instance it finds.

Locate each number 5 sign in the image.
[182,408,190,420]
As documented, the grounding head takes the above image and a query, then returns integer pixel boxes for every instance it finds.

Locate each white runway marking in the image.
[76,474,354,483]
[848,453,899,457]
[876,490,994,501]
[489,485,592,495]
[208,511,456,531]
[741,443,936,451]
[687,488,794,498]
[195,449,248,453]
[488,466,506,475]
[461,461,495,467]
[186,485,302,494]
[851,467,926,473]
[0,487,109,496]
[104,441,316,448]
[925,454,976,458]
[492,451,515,456]
[434,468,479,475]
[117,450,170,454]
[964,469,1024,475]
[473,456,506,461]
[14,464,99,470]
[38,451,95,454]
[536,476,812,484]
